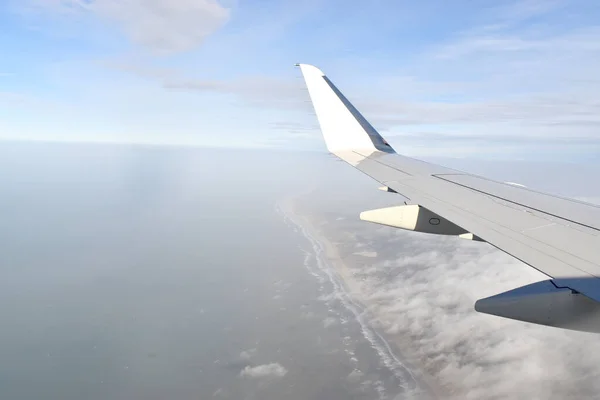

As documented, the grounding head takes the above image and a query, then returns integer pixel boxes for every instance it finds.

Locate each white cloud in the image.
[355,234,600,399]
[106,61,310,109]
[433,26,600,60]
[239,363,288,379]
[19,0,230,53]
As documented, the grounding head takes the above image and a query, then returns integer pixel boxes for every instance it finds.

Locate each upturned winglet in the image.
[296,64,395,155]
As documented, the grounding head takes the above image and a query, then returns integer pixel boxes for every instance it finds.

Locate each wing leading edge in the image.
[296,63,600,333]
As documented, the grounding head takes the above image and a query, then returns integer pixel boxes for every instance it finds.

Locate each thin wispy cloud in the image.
[18,0,231,53]
[494,0,564,21]
[3,0,600,155]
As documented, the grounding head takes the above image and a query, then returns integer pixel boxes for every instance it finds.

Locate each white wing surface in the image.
[297,63,600,333]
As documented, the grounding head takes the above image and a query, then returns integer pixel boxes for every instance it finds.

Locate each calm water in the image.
[0,142,414,400]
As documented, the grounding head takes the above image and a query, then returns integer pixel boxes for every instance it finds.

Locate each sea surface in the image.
[0,142,422,400]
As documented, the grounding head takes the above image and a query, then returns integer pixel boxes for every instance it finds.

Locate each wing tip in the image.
[295,63,325,77]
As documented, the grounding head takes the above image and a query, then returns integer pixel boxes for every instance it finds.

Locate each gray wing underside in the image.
[296,63,600,332]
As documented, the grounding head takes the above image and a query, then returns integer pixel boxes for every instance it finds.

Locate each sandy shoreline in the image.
[277,193,439,400]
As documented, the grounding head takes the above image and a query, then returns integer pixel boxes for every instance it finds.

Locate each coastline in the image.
[275,185,600,400]
[277,193,438,400]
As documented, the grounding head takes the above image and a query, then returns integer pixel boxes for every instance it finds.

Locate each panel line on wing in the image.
[385,176,600,279]
[433,174,600,233]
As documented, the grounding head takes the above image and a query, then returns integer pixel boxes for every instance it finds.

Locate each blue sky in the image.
[1,0,600,159]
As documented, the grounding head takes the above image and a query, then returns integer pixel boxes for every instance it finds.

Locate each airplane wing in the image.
[296,63,600,333]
